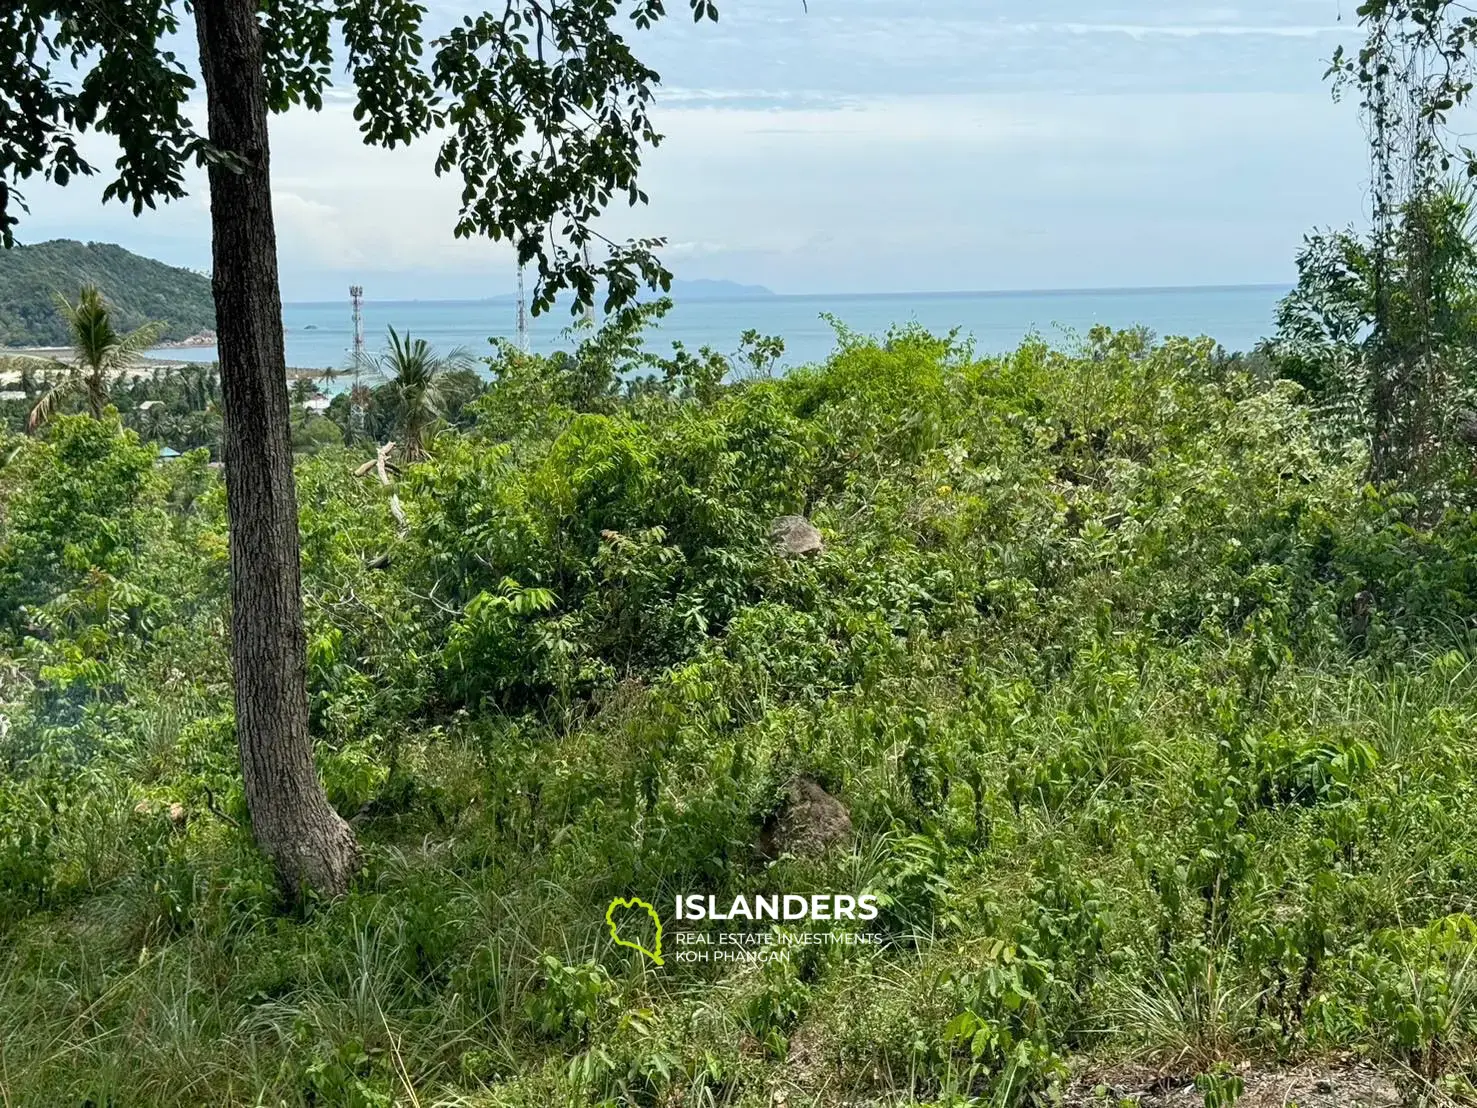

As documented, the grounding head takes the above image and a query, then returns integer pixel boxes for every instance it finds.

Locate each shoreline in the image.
[1,347,325,383]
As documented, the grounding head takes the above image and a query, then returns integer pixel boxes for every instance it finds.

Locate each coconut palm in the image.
[136,399,172,442]
[314,361,352,394]
[289,376,318,408]
[375,326,474,461]
[15,285,165,433]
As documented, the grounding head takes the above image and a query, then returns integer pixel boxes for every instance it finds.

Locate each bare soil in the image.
[1063,1060,1403,1107]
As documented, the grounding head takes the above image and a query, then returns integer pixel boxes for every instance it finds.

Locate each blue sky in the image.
[16,0,1369,300]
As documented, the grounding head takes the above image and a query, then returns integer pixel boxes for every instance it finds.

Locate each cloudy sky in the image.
[16,0,1369,301]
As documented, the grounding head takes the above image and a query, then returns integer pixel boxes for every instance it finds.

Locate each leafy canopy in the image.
[0,0,723,314]
[1263,184,1477,413]
[1329,1,1477,170]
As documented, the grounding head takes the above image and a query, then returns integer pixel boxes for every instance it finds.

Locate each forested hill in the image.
[0,239,215,347]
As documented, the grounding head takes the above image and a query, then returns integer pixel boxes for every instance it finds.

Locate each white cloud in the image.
[7,0,1372,298]
[1049,23,1340,38]
[665,241,730,259]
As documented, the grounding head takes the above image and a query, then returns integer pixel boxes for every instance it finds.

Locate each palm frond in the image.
[55,285,121,374]
[27,373,83,434]
[51,288,82,330]
[440,345,477,374]
[0,352,70,375]
[41,286,167,419]
[113,321,167,363]
[373,326,470,460]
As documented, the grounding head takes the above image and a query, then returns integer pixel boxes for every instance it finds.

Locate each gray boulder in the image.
[1458,409,1477,448]
[770,514,823,558]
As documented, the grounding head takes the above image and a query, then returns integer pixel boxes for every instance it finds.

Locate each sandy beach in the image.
[0,347,325,384]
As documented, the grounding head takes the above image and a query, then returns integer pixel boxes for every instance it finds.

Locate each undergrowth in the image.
[4,323,1477,1105]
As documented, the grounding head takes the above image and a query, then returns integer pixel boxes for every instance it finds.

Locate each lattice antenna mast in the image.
[350,285,365,371]
[516,267,530,353]
[349,285,366,437]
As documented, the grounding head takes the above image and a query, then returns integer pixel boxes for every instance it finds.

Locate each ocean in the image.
[152,284,1289,376]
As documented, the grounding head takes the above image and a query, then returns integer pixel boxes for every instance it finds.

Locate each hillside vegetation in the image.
[2,314,1477,1106]
[0,240,214,347]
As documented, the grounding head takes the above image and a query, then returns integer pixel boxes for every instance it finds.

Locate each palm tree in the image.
[138,399,171,443]
[289,376,317,413]
[15,285,164,433]
[314,361,351,394]
[375,326,474,461]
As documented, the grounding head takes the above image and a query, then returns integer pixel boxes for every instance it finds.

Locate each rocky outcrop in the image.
[757,776,852,859]
[156,330,218,349]
[769,515,823,558]
[1457,408,1477,447]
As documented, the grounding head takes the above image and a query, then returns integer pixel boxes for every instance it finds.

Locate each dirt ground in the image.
[1063,1060,1404,1107]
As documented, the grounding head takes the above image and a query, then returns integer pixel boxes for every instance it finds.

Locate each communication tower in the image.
[516,267,530,353]
[350,285,365,368]
[349,285,366,438]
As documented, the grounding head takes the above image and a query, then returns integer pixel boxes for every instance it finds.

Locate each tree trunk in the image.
[194,0,360,899]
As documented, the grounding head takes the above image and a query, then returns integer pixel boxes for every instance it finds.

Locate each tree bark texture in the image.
[194,0,360,898]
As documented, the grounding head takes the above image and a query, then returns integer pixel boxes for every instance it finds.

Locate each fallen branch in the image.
[353,440,397,478]
[354,442,408,530]
[201,785,240,829]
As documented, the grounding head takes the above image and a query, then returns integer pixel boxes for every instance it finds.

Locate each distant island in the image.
[660,279,775,300]
[0,239,216,347]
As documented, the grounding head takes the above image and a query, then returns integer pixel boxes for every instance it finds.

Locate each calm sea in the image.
[153,284,1289,375]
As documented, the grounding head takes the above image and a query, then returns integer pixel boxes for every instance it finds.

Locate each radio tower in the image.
[515,267,530,353]
[350,285,365,368]
[349,285,366,438]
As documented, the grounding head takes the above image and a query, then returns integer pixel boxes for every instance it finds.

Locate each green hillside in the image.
[0,239,214,347]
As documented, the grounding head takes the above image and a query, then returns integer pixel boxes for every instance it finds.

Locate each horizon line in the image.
[282,280,1292,307]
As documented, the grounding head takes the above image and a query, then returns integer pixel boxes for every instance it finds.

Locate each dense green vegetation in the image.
[7,304,1477,1105]
[0,240,214,347]
[0,339,489,460]
[13,3,1477,1105]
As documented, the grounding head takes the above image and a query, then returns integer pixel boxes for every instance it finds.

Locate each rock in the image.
[133,799,188,830]
[758,776,852,859]
[769,515,823,558]
[156,330,218,349]
[1351,588,1375,643]
[1458,409,1477,447]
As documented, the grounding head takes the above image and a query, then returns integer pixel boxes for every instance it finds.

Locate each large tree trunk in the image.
[194,0,360,899]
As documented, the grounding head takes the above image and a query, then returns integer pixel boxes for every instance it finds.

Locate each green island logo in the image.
[605,896,664,965]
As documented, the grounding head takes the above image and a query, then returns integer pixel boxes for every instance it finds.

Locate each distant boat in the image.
[304,324,319,330]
